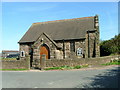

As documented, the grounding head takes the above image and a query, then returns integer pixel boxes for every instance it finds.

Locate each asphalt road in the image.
[2,66,119,88]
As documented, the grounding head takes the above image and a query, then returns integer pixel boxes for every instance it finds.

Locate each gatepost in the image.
[40,54,46,70]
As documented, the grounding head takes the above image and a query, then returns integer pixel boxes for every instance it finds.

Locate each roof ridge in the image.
[33,16,94,25]
[2,50,19,52]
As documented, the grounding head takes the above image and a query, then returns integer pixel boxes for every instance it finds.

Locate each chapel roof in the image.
[19,16,96,43]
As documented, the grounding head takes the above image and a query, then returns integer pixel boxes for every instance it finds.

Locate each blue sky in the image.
[2,2,118,50]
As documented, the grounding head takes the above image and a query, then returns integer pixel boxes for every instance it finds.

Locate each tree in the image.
[100,34,120,56]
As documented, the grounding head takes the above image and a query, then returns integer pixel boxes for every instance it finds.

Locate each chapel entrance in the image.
[40,44,50,60]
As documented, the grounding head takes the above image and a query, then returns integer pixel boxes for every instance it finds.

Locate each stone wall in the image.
[19,44,30,55]
[94,15,100,57]
[2,56,30,69]
[75,40,85,58]
[45,55,120,68]
[89,32,96,57]
[1,55,119,69]
[85,30,100,58]
[19,34,99,60]
[56,40,86,59]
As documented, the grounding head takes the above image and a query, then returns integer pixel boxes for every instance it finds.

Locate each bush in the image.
[100,34,120,56]
[74,65,81,69]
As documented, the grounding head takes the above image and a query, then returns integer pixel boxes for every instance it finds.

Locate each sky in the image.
[1,2,118,51]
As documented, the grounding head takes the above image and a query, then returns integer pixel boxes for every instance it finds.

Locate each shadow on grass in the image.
[77,66,120,88]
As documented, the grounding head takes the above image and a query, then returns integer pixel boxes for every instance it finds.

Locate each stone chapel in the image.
[18,15,100,68]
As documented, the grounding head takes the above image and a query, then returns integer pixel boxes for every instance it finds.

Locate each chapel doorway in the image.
[40,44,50,60]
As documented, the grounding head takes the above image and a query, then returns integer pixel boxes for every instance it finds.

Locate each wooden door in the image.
[40,45,49,59]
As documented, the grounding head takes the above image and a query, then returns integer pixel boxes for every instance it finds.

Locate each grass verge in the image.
[44,64,89,70]
[101,60,120,66]
[0,69,28,71]
[1,58,17,60]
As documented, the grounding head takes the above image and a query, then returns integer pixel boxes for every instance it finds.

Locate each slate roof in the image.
[19,16,95,43]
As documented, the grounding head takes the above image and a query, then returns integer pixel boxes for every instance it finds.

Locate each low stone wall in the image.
[2,56,30,69]
[45,55,120,68]
[1,55,120,69]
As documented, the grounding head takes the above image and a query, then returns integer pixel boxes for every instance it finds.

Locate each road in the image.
[2,66,119,88]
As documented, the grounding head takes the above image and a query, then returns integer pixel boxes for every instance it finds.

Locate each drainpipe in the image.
[88,30,90,58]
[63,39,65,59]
